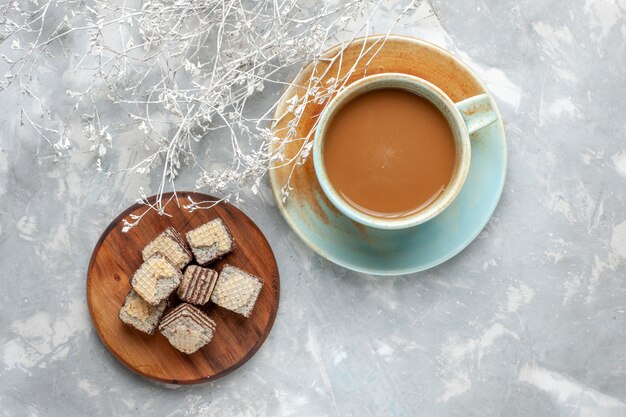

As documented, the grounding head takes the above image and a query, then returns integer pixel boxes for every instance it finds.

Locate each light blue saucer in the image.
[269,36,506,276]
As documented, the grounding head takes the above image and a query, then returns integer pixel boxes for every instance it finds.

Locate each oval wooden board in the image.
[86,192,280,384]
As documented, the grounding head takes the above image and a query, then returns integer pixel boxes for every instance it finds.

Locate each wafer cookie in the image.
[185,218,235,265]
[131,252,182,306]
[211,265,262,318]
[119,289,167,334]
[177,265,218,305]
[142,227,192,269]
[159,303,216,354]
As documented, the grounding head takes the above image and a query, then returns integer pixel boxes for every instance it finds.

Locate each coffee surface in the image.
[323,88,456,219]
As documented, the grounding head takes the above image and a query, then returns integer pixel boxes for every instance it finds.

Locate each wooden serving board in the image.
[86,192,280,384]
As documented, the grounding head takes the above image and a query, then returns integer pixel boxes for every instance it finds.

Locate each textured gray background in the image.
[2,0,626,416]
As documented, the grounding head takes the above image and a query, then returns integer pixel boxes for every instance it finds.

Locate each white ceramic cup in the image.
[313,73,497,230]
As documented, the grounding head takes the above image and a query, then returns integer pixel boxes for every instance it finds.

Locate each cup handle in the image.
[455,94,498,135]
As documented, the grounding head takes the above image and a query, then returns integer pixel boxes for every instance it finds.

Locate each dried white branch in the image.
[0,0,422,230]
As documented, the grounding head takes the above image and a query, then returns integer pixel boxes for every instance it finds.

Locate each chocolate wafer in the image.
[142,227,192,269]
[177,265,218,305]
[185,218,235,265]
[211,264,262,318]
[159,303,216,354]
[131,252,182,306]
[118,290,167,334]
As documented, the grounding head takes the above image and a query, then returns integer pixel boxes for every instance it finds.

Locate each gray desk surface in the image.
[1,1,625,416]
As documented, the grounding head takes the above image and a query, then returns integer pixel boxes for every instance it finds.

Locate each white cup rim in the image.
[313,73,471,230]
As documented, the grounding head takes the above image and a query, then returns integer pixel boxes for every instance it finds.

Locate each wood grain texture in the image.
[86,192,280,384]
